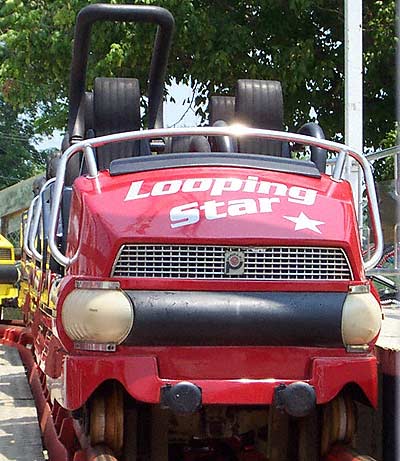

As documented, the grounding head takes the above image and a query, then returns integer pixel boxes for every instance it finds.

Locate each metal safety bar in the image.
[23,196,39,259]
[365,145,400,277]
[47,126,384,269]
[366,145,400,197]
[365,144,400,163]
[26,178,57,263]
[68,4,174,141]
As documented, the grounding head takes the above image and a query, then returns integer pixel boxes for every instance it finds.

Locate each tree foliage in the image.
[0,96,46,189]
[0,0,396,151]
[371,127,398,182]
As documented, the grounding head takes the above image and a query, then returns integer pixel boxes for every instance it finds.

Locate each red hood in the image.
[66,166,364,279]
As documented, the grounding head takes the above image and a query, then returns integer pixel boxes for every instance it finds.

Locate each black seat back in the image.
[91,77,144,170]
[235,79,285,156]
[208,80,287,157]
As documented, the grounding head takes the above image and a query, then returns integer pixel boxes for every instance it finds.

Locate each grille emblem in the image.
[225,251,245,275]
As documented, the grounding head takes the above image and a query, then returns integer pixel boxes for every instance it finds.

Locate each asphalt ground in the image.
[378,307,400,351]
[0,345,44,461]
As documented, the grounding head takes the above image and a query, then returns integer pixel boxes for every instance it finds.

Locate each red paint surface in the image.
[18,164,380,425]
[60,351,377,410]
[2,156,385,461]
[66,168,364,280]
[46,166,376,412]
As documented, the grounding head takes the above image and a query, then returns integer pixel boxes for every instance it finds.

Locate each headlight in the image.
[62,288,134,344]
[341,287,381,346]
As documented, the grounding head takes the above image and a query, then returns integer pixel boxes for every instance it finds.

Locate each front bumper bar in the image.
[61,353,377,410]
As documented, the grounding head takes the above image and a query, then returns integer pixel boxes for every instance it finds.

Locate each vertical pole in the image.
[344,0,363,221]
[393,5,400,461]
[396,0,400,199]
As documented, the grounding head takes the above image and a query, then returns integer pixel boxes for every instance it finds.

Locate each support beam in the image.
[344,0,363,220]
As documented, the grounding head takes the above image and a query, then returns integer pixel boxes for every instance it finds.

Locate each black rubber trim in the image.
[124,291,345,347]
[0,265,18,284]
[110,152,321,177]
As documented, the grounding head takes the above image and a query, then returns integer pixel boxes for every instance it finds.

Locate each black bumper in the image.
[0,265,18,284]
[123,291,346,347]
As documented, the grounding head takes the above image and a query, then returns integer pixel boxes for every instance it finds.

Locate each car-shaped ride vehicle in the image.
[22,4,384,461]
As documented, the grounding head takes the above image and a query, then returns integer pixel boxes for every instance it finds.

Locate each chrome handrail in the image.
[367,145,400,199]
[47,126,383,269]
[23,196,39,259]
[327,145,400,167]
[365,145,400,162]
[29,178,56,262]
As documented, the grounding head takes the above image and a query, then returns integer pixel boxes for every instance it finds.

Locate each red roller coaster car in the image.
[20,4,384,461]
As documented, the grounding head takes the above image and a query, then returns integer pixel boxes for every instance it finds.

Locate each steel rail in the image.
[23,196,39,259]
[47,127,383,270]
[365,144,400,162]
[28,178,57,262]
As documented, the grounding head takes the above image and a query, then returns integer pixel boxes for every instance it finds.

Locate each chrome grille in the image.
[112,245,352,280]
[0,248,11,260]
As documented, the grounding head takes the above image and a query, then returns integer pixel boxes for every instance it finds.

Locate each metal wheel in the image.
[90,382,124,455]
[321,394,357,456]
[87,444,118,461]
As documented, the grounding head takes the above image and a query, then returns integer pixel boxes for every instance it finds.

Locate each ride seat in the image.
[208,79,288,157]
[65,77,147,185]
[91,77,150,169]
[165,136,211,154]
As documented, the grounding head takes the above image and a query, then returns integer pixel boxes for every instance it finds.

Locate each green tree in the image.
[0,96,46,189]
[0,0,396,150]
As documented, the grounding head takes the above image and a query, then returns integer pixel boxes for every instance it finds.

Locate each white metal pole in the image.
[344,0,363,221]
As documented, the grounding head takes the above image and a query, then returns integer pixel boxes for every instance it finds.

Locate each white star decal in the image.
[283,212,325,234]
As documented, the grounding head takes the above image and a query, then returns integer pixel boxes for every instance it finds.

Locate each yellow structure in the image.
[0,234,18,308]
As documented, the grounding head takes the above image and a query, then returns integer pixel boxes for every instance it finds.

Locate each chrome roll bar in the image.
[23,196,39,259]
[365,145,400,163]
[47,126,383,270]
[26,178,57,262]
[366,145,400,199]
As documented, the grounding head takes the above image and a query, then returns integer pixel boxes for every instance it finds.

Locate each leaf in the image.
[0,0,395,164]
